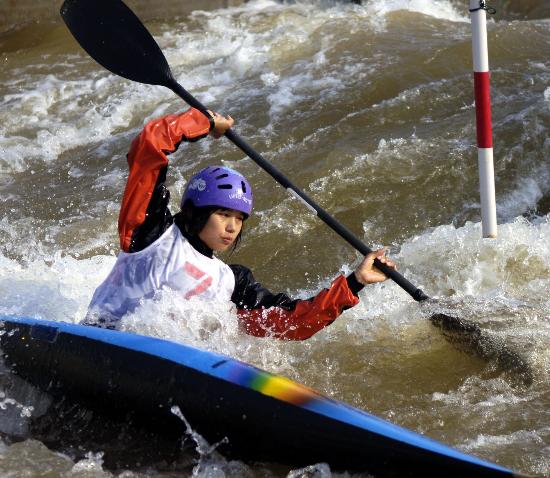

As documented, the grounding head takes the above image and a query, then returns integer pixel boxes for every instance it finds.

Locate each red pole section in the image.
[474,72,492,148]
[470,0,497,238]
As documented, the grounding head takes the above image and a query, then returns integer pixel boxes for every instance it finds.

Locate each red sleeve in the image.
[237,275,359,341]
[118,108,212,252]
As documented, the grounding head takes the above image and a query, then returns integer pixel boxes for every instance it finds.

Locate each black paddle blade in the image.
[430,313,533,384]
[60,0,174,87]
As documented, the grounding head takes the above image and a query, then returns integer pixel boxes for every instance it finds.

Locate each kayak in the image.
[0,315,522,477]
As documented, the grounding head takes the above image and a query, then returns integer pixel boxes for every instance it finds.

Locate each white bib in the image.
[86,224,235,325]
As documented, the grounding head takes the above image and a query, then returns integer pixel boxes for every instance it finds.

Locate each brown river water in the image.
[0,0,549,476]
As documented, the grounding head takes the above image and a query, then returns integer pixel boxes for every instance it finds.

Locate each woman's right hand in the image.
[208,111,234,138]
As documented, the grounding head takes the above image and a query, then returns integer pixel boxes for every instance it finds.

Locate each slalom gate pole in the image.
[470,0,497,238]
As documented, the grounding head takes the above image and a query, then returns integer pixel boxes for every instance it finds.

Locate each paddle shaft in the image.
[169,81,429,302]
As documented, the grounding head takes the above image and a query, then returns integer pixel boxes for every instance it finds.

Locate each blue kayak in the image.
[0,315,524,477]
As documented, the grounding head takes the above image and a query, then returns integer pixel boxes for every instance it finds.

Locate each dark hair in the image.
[177,200,245,253]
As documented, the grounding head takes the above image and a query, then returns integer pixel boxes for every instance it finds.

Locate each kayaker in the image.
[84,108,396,340]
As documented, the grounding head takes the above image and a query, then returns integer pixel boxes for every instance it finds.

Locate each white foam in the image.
[362,0,467,23]
[0,68,175,173]
[0,0,470,177]
[70,452,110,476]
[397,216,550,299]
[0,252,115,323]
[497,176,544,220]
[431,375,529,409]
[0,393,34,419]
[1,213,548,348]
[267,71,344,117]
[119,291,239,352]
[462,429,546,452]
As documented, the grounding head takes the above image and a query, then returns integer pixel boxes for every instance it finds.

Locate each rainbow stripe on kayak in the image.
[227,363,319,406]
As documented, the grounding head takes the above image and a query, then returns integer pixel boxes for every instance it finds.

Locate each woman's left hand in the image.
[354,248,396,285]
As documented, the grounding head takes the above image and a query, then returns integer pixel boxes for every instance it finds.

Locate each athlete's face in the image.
[199,208,244,252]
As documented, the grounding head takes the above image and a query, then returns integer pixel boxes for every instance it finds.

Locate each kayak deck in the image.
[0,315,522,477]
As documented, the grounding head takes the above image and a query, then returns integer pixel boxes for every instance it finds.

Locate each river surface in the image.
[0,0,549,477]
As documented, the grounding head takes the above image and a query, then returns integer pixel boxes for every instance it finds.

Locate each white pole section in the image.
[470,0,497,238]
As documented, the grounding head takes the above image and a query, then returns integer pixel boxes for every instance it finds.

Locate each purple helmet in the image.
[181,166,253,216]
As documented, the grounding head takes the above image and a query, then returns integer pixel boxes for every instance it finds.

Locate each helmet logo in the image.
[189,178,206,191]
[230,190,252,205]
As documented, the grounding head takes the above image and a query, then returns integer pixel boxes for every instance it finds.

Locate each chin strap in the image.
[469,1,496,15]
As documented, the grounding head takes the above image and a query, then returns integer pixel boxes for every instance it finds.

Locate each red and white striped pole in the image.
[470,0,497,238]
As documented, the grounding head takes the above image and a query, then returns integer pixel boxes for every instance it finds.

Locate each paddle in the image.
[59,0,424,299]
[59,0,531,379]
